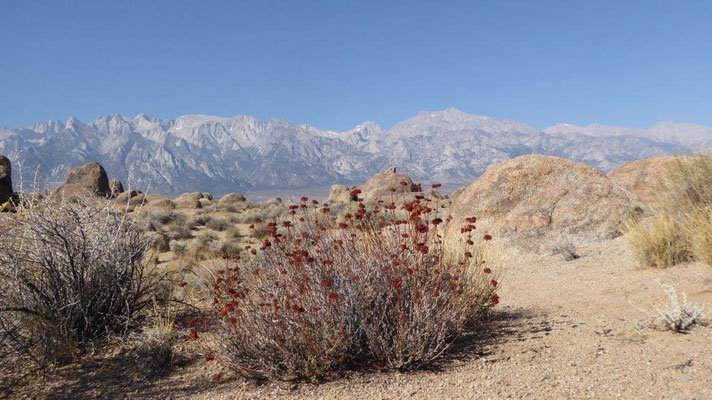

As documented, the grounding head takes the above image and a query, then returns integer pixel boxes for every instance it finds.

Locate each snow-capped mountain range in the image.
[0,108,708,196]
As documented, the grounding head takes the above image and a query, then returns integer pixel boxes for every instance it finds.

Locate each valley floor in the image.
[11,238,712,399]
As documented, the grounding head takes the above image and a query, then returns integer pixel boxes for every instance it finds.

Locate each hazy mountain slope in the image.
[543,121,712,149]
[0,108,699,196]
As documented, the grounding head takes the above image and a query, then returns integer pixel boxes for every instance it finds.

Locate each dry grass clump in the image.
[0,196,163,368]
[687,207,712,265]
[625,213,691,268]
[625,155,712,268]
[133,304,178,377]
[202,193,499,381]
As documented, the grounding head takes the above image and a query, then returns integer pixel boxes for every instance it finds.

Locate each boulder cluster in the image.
[2,153,684,252]
[39,162,248,210]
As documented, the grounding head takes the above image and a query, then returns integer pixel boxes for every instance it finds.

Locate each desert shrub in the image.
[549,239,580,261]
[211,239,242,258]
[133,305,177,377]
[198,232,219,246]
[625,155,712,268]
[250,222,270,239]
[146,209,186,230]
[204,196,499,381]
[187,214,209,230]
[0,197,162,367]
[146,232,170,252]
[226,225,243,240]
[205,217,230,232]
[204,202,248,214]
[169,240,187,254]
[231,204,286,224]
[168,225,193,240]
[642,281,708,333]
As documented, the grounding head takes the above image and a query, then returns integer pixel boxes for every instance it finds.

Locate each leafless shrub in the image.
[0,196,163,368]
[203,195,499,381]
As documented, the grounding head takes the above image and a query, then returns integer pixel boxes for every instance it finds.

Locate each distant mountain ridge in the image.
[0,108,705,196]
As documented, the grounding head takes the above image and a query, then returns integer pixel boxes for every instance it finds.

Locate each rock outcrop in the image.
[328,184,357,203]
[109,179,125,197]
[144,194,176,209]
[55,162,110,198]
[359,167,419,200]
[446,155,644,250]
[174,192,209,209]
[607,156,680,204]
[328,167,422,203]
[219,192,247,204]
[0,155,12,205]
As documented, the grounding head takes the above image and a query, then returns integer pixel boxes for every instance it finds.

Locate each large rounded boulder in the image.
[55,162,111,198]
[0,155,12,205]
[219,192,247,204]
[607,156,680,204]
[174,192,206,209]
[328,184,357,203]
[359,167,419,201]
[109,179,125,198]
[446,155,644,250]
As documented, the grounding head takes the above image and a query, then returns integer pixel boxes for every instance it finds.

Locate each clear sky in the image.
[1,0,711,131]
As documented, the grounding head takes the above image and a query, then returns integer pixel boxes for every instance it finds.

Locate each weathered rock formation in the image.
[446,155,644,250]
[54,162,110,198]
[219,192,247,204]
[607,156,680,204]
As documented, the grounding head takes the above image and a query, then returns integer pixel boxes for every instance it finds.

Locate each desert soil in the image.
[10,238,712,400]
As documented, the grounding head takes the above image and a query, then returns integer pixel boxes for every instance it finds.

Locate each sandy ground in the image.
[8,237,712,399]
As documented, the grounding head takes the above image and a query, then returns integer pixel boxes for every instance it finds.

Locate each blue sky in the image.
[1,0,710,131]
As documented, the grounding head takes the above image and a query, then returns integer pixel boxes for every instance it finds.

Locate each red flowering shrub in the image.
[209,193,498,381]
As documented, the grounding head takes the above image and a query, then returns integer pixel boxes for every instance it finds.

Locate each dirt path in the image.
[11,238,712,399]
